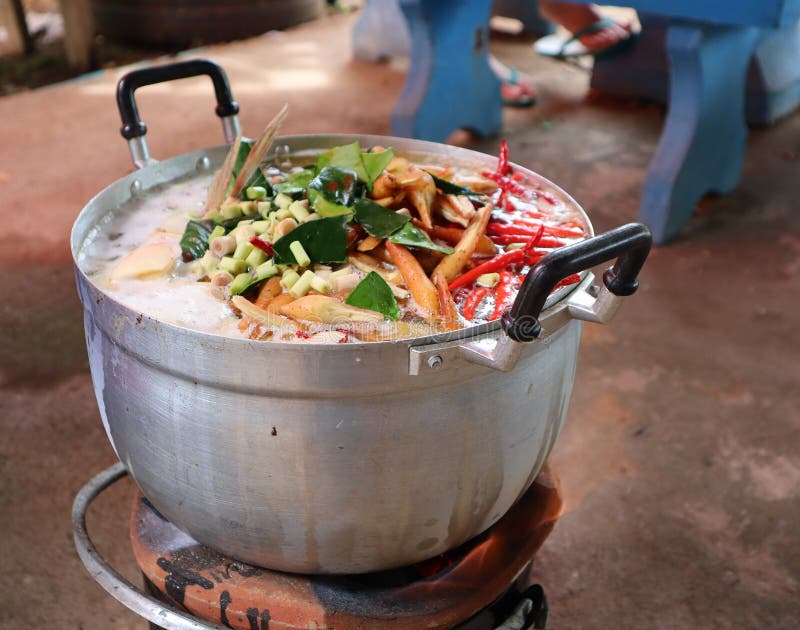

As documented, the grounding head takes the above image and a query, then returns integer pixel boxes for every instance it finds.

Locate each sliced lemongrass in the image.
[208,225,226,241]
[274,193,293,209]
[310,274,332,295]
[221,203,243,220]
[229,272,255,296]
[210,235,236,258]
[290,270,316,298]
[330,267,353,279]
[246,248,268,269]
[288,199,310,222]
[255,261,278,280]
[246,186,268,200]
[219,256,247,275]
[233,223,256,244]
[252,220,270,234]
[289,241,311,267]
[233,241,254,261]
[240,201,258,216]
[280,268,301,289]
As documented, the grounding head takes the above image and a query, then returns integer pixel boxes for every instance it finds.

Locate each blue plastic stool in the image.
[353,0,502,142]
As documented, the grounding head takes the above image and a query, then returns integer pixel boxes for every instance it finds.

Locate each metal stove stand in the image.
[73,463,548,630]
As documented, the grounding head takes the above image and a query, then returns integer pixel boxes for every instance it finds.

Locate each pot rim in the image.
[72,133,594,350]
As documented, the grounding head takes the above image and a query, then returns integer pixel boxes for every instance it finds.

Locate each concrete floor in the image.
[1,10,799,630]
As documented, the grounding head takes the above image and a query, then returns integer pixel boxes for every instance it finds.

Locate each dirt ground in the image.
[1,7,799,630]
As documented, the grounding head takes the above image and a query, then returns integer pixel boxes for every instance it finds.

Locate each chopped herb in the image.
[345,271,400,320]
[272,216,349,265]
[388,222,454,254]
[353,198,409,238]
[179,220,214,261]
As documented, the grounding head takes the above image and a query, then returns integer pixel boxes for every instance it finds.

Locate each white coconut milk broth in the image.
[78,173,243,336]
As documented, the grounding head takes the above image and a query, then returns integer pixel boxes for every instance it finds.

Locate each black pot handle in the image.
[502,223,652,342]
[117,58,240,140]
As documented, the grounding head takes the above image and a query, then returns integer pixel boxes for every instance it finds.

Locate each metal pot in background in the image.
[72,60,651,574]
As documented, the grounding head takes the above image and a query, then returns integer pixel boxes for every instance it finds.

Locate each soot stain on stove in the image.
[220,592,272,630]
[156,557,214,605]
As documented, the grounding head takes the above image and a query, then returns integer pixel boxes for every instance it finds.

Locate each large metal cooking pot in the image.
[72,60,651,574]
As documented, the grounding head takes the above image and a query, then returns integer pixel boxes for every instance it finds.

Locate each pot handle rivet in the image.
[427,355,444,370]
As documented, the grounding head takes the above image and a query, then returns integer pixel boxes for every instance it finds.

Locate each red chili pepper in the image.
[487,223,539,237]
[511,219,584,238]
[530,223,545,247]
[461,286,491,321]
[524,249,549,266]
[554,273,581,289]
[482,170,529,198]
[295,330,310,339]
[496,189,507,212]
[489,271,519,321]
[522,209,546,219]
[249,236,274,256]
[497,139,510,176]
[449,249,526,291]
[536,236,568,248]
[488,221,544,245]
[490,233,565,248]
[537,190,557,205]
[492,236,561,248]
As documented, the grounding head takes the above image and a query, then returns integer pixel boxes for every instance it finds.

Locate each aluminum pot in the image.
[72,60,651,574]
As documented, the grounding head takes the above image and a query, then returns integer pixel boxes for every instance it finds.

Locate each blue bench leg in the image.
[390,0,502,142]
[640,23,760,243]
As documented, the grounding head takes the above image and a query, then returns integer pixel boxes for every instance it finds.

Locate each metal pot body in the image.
[73,135,595,574]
